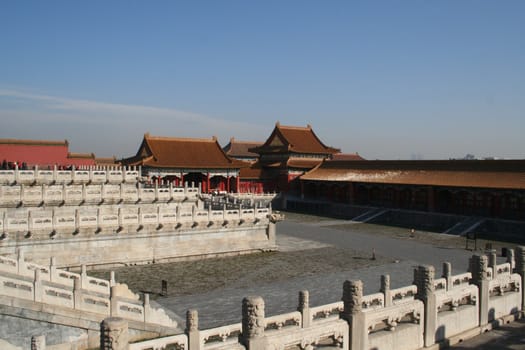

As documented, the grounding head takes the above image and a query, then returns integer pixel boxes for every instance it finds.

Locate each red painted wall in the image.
[0,144,95,167]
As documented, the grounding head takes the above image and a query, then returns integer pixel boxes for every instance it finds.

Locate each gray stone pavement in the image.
[450,318,525,349]
[156,218,481,329]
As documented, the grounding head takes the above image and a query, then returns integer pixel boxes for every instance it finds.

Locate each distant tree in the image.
[463,154,476,160]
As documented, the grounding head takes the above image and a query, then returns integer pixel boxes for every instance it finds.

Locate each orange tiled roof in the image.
[251,122,340,155]
[332,153,365,161]
[301,160,525,190]
[287,158,324,169]
[240,165,264,179]
[123,134,246,169]
[223,138,262,158]
[95,157,117,165]
[67,152,95,159]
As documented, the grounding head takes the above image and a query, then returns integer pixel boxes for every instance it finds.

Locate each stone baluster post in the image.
[41,184,46,206]
[381,275,391,307]
[17,249,26,274]
[488,249,497,279]
[100,317,128,350]
[470,254,490,325]
[110,271,116,287]
[34,269,43,303]
[443,262,452,291]
[15,163,20,184]
[100,183,106,204]
[74,277,82,310]
[27,210,33,236]
[96,208,101,233]
[241,296,266,350]
[52,165,57,184]
[186,309,200,350]
[51,208,56,237]
[31,335,46,350]
[1,211,6,239]
[20,183,25,206]
[81,183,86,204]
[81,264,88,289]
[515,246,525,312]
[298,290,311,328]
[341,280,366,350]
[74,209,80,234]
[41,184,49,205]
[110,286,119,317]
[413,265,436,347]
[49,257,57,283]
[118,182,124,203]
[169,181,174,202]
[62,182,66,205]
[507,248,515,270]
[143,293,150,323]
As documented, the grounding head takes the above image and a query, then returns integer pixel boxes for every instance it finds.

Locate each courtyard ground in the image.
[92,211,522,340]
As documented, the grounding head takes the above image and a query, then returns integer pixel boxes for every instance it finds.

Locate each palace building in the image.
[299,159,525,221]
[222,137,262,163]
[121,133,247,193]
[244,122,341,193]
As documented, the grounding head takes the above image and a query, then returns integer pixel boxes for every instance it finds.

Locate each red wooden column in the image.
[236,176,240,193]
[227,176,231,192]
[206,172,210,193]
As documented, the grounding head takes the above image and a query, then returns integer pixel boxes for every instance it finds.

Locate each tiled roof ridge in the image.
[320,159,525,172]
[228,137,263,145]
[67,152,95,159]
[144,134,218,143]
[0,138,69,146]
[277,124,340,153]
[275,123,312,131]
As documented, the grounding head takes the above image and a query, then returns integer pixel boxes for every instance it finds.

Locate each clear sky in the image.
[0,1,524,159]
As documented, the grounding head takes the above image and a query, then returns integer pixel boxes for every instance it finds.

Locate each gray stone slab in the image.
[156,219,479,329]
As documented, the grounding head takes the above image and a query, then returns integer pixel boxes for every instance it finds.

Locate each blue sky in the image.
[0,1,524,159]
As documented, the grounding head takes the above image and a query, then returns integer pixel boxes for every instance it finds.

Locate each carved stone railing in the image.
[264,311,302,331]
[0,202,271,239]
[362,292,385,310]
[310,301,343,323]
[390,285,417,305]
[0,182,201,208]
[364,300,423,334]
[0,166,140,186]
[28,249,525,350]
[0,252,178,330]
[129,334,188,350]
[199,323,242,349]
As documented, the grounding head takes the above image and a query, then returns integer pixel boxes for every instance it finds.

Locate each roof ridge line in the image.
[145,135,217,142]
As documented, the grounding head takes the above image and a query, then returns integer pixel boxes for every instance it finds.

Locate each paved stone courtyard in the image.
[91,211,513,330]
